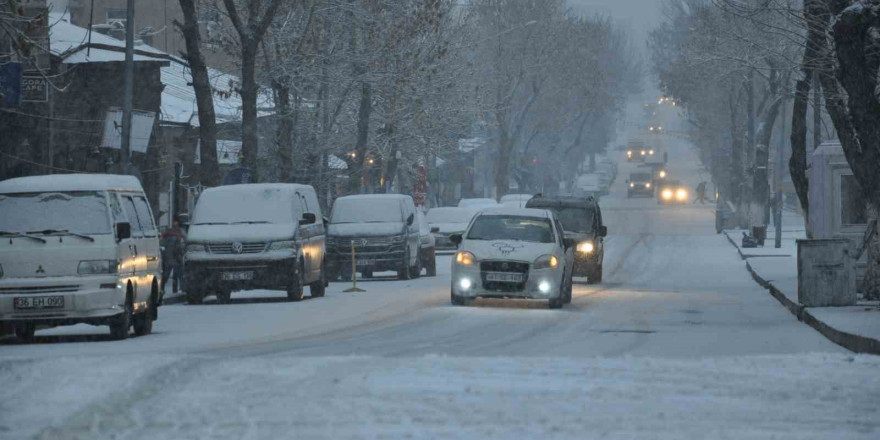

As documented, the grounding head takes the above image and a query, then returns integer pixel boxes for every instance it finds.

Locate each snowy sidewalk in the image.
[724,228,880,354]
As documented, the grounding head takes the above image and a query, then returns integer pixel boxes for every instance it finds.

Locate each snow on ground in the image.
[2,353,878,440]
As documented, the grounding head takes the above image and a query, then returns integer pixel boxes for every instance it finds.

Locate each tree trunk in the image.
[351,81,371,193]
[176,0,220,186]
[494,127,512,200]
[729,88,743,208]
[274,81,292,182]
[750,96,783,227]
[863,204,880,300]
[239,40,260,176]
[790,75,811,234]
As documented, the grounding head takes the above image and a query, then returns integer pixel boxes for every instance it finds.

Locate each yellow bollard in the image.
[343,240,366,293]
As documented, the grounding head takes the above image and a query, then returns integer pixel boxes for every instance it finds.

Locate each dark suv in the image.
[525,195,607,283]
[627,172,654,198]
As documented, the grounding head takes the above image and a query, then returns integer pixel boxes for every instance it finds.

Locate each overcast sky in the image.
[567,0,663,52]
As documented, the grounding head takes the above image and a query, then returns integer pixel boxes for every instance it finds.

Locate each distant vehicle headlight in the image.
[576,241,595,254]
[649,149,655,155]
[534,254,558,270]
[268,240,296,250]
[659,170,666,178]
[78,260,118,275]
[629,183,635,188]
[640,150,646,155]
[676,189,688,201]
[186,243,206,253]
[627,151,633,157]
[662,189,673,200]
[646,183,652,188]
[456,251,475,266]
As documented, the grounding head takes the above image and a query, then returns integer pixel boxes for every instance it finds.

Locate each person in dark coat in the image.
[161,218,186,295]
[694,181,709,204]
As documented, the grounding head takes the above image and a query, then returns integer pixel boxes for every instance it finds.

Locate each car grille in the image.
[207,242,267,254]
[479,260,529,292]
[0,285,80,295]
[480,261,530,273]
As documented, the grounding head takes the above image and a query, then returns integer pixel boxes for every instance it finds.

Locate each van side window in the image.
[133,197,157,237]
[122,196,144,237]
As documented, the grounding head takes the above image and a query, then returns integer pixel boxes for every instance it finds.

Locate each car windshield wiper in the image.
[27,229,95,242]
[231,221,270,224]
[0,230,47,243]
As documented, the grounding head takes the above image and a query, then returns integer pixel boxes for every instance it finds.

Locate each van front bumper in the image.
[0,275,125,325]
[185,256,297,290]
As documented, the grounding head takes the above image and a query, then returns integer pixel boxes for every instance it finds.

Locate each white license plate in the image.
[221,271,254,281]
[485,272,524,282]
[14,296,64,310]
[356,259,375,267]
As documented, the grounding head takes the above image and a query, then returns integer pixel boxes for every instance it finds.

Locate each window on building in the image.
[840,174,867,226]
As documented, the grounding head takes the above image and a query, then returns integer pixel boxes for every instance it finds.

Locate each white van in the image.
[0,174,161,341]
[184,184,326,304]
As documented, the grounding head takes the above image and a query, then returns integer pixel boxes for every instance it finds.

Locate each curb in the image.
[725,232,880,355]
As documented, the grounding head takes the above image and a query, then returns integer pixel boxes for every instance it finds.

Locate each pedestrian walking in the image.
[694,181,708,204]
[161,218,186,297]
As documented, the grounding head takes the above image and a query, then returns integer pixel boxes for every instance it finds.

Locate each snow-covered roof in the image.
[335,194,413,202]
[475,207,551,218]
[0,174,144,194]
[202,183,314,197]
[328,155,348,170]
[49,13,168,64]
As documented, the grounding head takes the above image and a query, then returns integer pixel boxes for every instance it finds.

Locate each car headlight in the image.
[629,182,635,188]
[78,260,118,275]
[640,150,646,155]
[627,151,633,157]
[186,243,206,253]
[646,183,652,188]
[534,254,558,270]
[676,189,688,200]
[649,149,655,155]
[576,242,595,253]
[456,251,475,266]
[268,240,296,250]
[659,170,666,178]
[662,189,673,200]
[391,235,406,243]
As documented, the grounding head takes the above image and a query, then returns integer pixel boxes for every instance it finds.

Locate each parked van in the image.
[0,174,161,341]
[184,184,325,304]
[326,194,421,280]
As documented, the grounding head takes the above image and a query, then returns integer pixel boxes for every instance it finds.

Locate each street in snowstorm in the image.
[3,0,880,439]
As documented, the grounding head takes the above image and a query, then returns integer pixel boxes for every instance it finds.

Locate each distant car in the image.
[651,166,669,184]
[500,193,535,208]
[449,208,574,309]
[426,207,476,250]
[657,180,689,205]
[648,125,663,134]
[416,211,437,276]
[326,194,421,280]
[458,198,499,210]
[526,195,607,283]
[627,172,654,197]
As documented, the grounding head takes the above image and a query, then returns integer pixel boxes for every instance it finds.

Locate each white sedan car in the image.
[449,208,574,309]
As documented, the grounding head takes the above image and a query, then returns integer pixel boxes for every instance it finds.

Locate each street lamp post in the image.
[120,0,135,175]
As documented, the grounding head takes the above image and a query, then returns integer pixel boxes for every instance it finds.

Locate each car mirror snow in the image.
[300,213,317,225]
[599,226,608,237]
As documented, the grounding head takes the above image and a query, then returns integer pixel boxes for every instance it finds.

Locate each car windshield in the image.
[0,191,111,235]
[193,188,294,225]
[631,173,651,182]
[549,207,595,234]
[426,208,473,224]
[467,215,554,243]
[332,198,402,223]
[458,198,497,208]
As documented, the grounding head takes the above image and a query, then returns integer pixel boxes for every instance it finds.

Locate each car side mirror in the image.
[450,234,462,245]
[115,222,131,242]
[406,213,414,226]
[598,226,608,237]
[563,238,575,250]
[431,227,440,233]
[300,212,316,225]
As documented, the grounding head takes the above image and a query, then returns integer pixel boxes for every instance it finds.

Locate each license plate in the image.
[221,271,254,281]
[485,272,524,282]
[14,296,64,310]
[356,259,375,267]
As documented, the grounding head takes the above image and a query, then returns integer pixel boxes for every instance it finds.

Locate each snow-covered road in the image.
[2,138,878,439]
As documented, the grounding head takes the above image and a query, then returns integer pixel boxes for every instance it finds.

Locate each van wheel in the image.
[398,250,413,280]
[14,323,36,341]
[216,289,232,304]
[362,270,373,279]
[310,266,326,298]
[588,263,603,284]
[409,253,422,279]
[548,297,563,309]
[109,290,133,340]
[451,290,465,306]
[288,263,305,301]
[186,288,204,305]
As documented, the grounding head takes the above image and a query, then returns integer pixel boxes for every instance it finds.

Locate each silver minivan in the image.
[183,183,326,304]
[0,174,161,341]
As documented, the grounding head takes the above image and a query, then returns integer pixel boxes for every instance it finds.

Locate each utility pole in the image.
[120,0,135,175]
[812,71,822,150]
[774,101,788,248]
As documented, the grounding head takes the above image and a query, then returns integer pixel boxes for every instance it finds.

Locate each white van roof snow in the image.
[0,174,144,194]
[201,183,314,196]
[336,194,412,201]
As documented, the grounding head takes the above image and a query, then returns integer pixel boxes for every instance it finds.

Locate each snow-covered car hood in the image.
[328,222,406,237]
[187,223,296,243]
[430,222,469,235]
[462,239,556,262]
